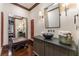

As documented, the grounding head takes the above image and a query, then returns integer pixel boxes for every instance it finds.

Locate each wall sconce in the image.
[74,14,79,24]
[39,11,44,23]
[39,11,44,18]
[62,3,69,16]
[74,14,79,30]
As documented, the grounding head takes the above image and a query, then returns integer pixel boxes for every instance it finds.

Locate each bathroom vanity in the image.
[33,35,77,56]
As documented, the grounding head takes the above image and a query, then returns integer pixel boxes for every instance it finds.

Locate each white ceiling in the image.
[18,3,35,9]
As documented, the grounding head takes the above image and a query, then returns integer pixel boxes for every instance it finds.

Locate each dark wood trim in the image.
[11,3,39,11]
[26,18,28,39]
[31,19,34,38]
[29,3,39,11]
[11,3,30,11]
[1,12,4,47]
[14,18,16,38]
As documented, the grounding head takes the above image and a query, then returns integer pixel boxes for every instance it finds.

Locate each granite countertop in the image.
[33,35,77,51]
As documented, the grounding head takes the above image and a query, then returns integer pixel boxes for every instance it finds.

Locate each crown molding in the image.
[11,3,39,11]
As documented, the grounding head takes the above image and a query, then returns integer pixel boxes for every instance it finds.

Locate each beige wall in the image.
[30,3,79,45]
[0,3,3,55]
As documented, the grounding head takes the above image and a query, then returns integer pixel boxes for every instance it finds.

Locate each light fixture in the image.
[62,3,69,16]
[39,11,43,17]
[39,11,44,19]
[74,14,78,24]
[38,11,45,24]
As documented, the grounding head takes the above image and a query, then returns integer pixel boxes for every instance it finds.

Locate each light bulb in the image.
[39,11,43,16]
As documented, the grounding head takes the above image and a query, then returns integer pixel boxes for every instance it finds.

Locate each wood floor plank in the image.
[1,45,33,56]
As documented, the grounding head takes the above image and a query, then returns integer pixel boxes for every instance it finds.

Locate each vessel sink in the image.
[43,33,53,39]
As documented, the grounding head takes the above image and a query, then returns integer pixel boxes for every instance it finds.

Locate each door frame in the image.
[31,19,34,38]
[1,12,4,47]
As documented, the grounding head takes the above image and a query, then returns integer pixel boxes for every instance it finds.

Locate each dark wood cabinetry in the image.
[33,39,44,56]
[44,42,76,56]
[33,36,77,56]
[45,42,55,56]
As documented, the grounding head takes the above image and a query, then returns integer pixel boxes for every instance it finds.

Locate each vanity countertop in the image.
[33,35,77,51]
[13,37,27,43]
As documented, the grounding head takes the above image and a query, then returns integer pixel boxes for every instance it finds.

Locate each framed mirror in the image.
[8,16,28,39]
[44,3,60,28]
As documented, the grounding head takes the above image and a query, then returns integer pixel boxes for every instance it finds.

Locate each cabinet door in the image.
[34,39,44,56]
[45,42,76,56]
[45,42,65,56]
[45,42,58,56]
[45,43,53,56]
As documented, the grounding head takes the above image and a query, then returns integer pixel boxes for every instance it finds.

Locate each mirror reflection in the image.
[15,18,26,38]
[44,3,60,28]
[8,16,28,40]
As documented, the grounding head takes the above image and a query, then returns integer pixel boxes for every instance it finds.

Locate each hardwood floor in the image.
[1,45,33,56]
[14,45,33,56]
[1,40,34,56]
[1,48,8,56]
